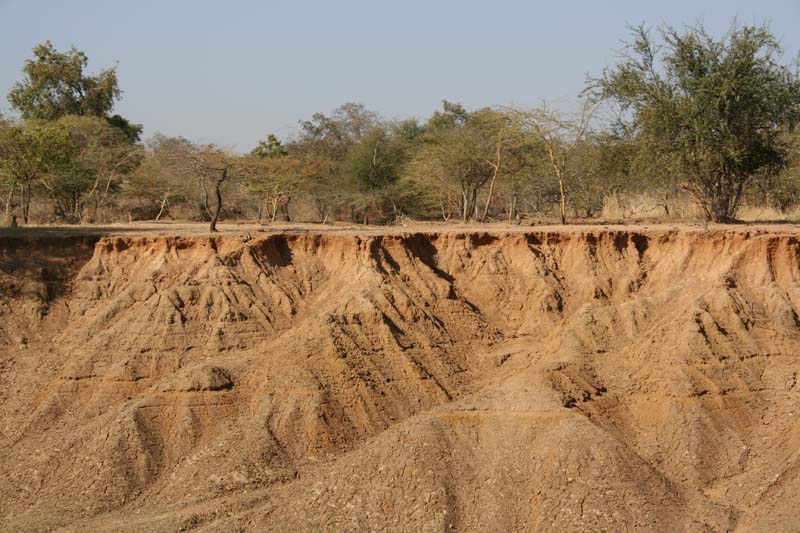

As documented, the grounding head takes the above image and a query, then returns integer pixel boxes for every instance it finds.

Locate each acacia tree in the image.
[470,109,529,222]
[511,101,597,224]
[592,23,800,222]
[403,102,516,222]
[42,116,142,222]
[171,143,241,232]
[342,124,414,224]
[248,134,295,222]
[0,121,74,224]
[127,134,195,220]
[246,141,321,223]
[290,103,381,222]
[405,126,493,221]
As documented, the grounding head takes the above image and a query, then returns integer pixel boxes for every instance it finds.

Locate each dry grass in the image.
[603,191,800,223]
[737,205,800,222]
[602,191,703,221]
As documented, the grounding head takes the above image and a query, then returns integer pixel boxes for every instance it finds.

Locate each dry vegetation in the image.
[3,22,800,229]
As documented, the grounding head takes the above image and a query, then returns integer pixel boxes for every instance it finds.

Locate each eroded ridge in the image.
[1,227,800,531]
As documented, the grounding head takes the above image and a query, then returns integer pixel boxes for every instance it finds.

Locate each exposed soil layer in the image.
[2,224,800,531]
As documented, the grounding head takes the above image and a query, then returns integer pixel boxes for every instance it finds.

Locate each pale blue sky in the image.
[1,0,798,150]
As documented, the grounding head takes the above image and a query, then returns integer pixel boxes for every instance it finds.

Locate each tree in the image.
[0,115,12,223]
[246,134,322,223]
[592,23,800,222]
[747,130,800,213]
[512,101,597,224]
[250,134,288,159]
[295,102,380,163]
[128,134,195,221]
[245,153,320,223]
[403,127,483,222]
[341,124,412,223]
[291,103,381,222]
[43,116,142,222]
[470,109,527,222]
[8,41,142,140]
[106,114,144,143]
[402,102,523,222]
[9,41,119,120]
[171,143,241,232]
[0,121,74,224]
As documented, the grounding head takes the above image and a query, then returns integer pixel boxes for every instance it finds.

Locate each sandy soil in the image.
[2,222,800,531]
[2,219,800,237]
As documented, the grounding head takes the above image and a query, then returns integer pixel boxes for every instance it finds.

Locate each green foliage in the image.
[746,130,800,212]
[403,103,522,221]
[426,100,471,130]
[340,125,415,222]
[393,118,425,142]
[244,151,322,222]
[5,22,800,225]
[8,42,142,143]
[127,134,196,220]
[251,134,288,159]
[510,102,599,222]
[0,122,73,181]
[0,120,75,222]
[344,126,403,191]
[44,115,143,221]
[107,114,144,143]
[290,103,383,221]
[8,41,121,120]
[593,22,800,221]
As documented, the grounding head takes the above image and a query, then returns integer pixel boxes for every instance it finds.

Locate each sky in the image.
[1,0,798,150]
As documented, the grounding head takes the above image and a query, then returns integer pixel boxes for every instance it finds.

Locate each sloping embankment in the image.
[1,226,800,531]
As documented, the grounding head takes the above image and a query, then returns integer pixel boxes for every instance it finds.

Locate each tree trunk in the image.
[209,172,225,232]
[155,197,168,221]
[3,188,13,225]
[481,166,499,222]
[705,174,741,223]
[262,191,271,224]
[270,197,279,222]
[440,200,451,222]
[281,198,292,222]
[557,172,567,224]
[446,192,452,221]
[198,177,212,219]
[22,182,32,225]
[506,194,518,224]
[481,143,502,222]
[469,188,480,221]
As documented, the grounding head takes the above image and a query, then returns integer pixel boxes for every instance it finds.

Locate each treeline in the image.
[2,22,800,229]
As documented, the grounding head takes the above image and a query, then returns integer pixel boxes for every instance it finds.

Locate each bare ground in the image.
[2,222,800,531]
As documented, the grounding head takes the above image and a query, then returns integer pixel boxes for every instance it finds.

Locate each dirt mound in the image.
[1,225,800,531]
